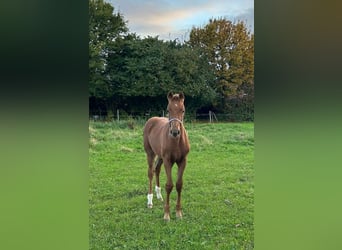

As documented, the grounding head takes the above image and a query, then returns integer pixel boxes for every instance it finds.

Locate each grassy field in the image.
[89,120,254,249]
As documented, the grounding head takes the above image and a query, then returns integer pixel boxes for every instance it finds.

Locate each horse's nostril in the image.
[172,131,179,137]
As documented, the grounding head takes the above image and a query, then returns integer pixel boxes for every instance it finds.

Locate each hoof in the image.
[163,214,170,221]
[176,210,183,219]
[147,204,153,209]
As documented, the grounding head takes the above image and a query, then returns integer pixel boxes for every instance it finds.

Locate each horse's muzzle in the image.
[171,130,180,137]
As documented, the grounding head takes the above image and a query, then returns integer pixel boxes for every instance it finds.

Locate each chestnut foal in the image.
[143,92,190,221]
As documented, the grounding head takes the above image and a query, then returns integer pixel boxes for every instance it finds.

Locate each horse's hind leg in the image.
[154,156,163,201]
[146,152,155,208]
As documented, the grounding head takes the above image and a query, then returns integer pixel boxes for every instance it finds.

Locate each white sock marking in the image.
[155,186,163,201]
[147,193,153,207]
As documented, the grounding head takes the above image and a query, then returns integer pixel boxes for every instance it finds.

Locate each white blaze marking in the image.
[174,104,178,107]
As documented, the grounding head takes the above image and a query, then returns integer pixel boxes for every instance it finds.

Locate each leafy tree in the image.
[162,41,217,115]
[89,0,128,99]
[108,36,166,97]
[88,1,253,121]
[188,18,254,112]
[106,36,216,115]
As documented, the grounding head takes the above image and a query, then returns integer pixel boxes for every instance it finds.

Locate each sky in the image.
[109,0,254,42]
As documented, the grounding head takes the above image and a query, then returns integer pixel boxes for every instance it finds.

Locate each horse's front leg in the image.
[163,160,173,221]
[176,158,186,219]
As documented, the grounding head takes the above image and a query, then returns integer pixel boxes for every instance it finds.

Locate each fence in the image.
[89,109,253,122]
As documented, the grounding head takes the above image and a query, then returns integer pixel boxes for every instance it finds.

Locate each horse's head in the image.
[167,91,185,138]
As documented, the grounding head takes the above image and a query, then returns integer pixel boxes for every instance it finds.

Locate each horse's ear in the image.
[179,92,185,100]
[167,91,173,101]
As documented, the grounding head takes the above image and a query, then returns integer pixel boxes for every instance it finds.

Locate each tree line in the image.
[89,0,254,121]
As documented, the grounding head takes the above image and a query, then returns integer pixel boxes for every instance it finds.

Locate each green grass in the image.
[89,120,254,249]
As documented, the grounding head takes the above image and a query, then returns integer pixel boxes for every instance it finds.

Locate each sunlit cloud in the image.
[110,0,254,41]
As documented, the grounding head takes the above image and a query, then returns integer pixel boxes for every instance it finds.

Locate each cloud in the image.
[110,0,254,40]
[224,7,254,32]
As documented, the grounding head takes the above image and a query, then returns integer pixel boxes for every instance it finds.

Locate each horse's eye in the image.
[182,110,185,113]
